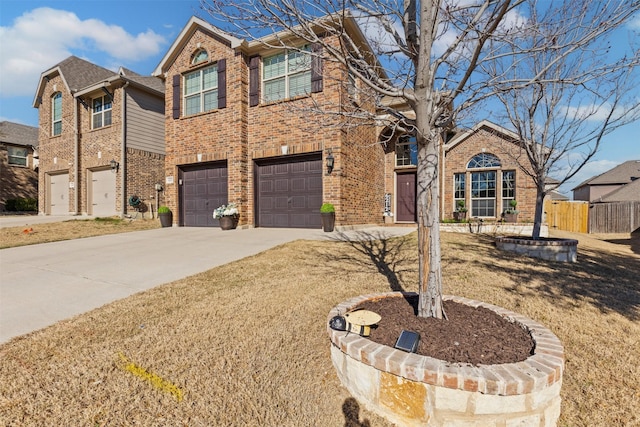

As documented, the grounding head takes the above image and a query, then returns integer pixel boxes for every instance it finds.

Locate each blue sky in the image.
[1,0,638,196]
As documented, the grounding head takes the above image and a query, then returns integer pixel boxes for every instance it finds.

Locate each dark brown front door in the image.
[179,162,228,227]
[255,154,322,228]
[396,172,416,222]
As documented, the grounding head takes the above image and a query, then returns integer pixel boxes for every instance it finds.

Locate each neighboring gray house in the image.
[573,160,640,202]
[0,121,39,211]
[33,56,166,216]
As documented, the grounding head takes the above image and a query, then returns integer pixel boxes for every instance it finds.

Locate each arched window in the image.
[467,152,501,169]
[457,152,515,218]
[191,49,209,65]
[52,92,62,136]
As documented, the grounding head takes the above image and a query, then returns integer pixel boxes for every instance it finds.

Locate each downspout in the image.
[74,94,79,215]
[121,81,129,218]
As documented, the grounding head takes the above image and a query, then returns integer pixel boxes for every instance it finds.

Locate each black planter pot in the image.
[159,212,172,227]
[321,212,335,232]
[219,216,238,230]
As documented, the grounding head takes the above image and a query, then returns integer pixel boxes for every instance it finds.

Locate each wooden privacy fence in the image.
[588,201,640,234]
[544,200,589,233]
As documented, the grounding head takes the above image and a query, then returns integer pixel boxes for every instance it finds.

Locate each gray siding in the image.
[125,87,165,154]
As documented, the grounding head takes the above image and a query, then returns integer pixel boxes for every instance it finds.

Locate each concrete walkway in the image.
[0,224,415,344]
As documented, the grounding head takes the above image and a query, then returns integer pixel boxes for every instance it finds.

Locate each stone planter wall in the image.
[328,292,564,427]
[495,236,578,262]
[440,222,549,237]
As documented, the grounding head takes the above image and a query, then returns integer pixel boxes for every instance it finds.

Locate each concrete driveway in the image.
[0,225,415,343]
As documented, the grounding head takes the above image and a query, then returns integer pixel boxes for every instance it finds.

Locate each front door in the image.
[396,172,416,222]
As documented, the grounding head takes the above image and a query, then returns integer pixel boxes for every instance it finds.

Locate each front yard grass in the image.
[0,229,637,426]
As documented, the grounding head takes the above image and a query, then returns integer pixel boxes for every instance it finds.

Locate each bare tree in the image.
[200,0,640,318]
[484,2,640,239]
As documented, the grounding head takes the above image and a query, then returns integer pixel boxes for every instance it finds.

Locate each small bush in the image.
[5,198,37,212]
[158,206,171,214]
[320,203,335,213]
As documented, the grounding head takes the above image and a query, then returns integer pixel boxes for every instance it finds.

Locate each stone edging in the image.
[495,236,578,262]
[327,292,564,396]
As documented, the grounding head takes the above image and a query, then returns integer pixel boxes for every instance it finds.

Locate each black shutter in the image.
[249,55,260,107]
[217,59,227,109]
[172,75,180,119]
[311,43,323,93]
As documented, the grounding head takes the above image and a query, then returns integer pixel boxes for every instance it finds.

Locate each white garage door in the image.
[49,172,69,215]
[90,169,117,217]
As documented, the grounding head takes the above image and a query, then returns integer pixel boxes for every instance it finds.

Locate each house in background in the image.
[572,160,640,202]
[33,56,165,217]
[0,121,39,211]
[152,16,542,229]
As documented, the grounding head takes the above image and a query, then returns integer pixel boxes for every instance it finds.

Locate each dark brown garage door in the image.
[256,154,322,228]
[179,162,228,227]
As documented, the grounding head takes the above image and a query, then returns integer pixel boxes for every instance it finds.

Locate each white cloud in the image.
[0,7,165,97]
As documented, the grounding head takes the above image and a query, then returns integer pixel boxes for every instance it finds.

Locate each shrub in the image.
[158,206,171,214]
[320,203,335,213]
[5,198,37,212]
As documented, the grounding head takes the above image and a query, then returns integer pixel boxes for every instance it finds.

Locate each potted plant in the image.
[503,200,519,223]
[320,203,335,232]
[158,206,172,227]
[453,200,467,222]
[213,203,239,230]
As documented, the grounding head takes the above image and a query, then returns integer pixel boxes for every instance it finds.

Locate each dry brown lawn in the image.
[0,217,160,249]
[0,227,638,426]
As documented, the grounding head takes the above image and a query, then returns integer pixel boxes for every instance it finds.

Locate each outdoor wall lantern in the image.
[110,159,119,172]
[326,150,335,174]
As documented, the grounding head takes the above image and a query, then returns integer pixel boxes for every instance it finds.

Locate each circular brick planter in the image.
[495,236,578,262]
[328,292,564,427]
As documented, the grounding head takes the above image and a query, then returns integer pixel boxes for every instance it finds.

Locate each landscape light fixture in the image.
[326,150,334,174]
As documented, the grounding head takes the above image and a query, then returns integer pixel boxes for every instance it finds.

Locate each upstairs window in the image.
[192,49,209,65]
[184,64,218,116]
[8,146,28,166]
[52,92,62,136]
[92,95,112,129]
[263,46,311,102]
[395,135,418,167]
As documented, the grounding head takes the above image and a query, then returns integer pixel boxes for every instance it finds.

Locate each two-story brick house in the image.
[153,16,385,227]
[153,16,538,228]
[0,121,39,212]
[33,56,165,217]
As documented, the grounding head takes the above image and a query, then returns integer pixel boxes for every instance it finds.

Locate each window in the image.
[396,136,418,167]
[184,64,218,116]
[263,47,311,102]
[467,153,501,169]
[8,146,28,166]
[52,92,62,136]
[92,95,112,129]
[454,173,465,208]
[502,170,516,212]
[192,49,208,65]
[471,171,496,217]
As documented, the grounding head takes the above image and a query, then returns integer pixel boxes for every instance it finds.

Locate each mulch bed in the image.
[356,295,534,365]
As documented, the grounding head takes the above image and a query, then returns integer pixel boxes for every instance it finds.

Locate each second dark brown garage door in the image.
[255,154,322,228]
[179,162,228,227]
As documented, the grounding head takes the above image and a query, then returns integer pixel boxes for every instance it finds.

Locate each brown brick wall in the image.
[37,74,77,214]
[443,127,537,221]
[0,144,38,211]
[164,29,383,227]
[125,147,166,216]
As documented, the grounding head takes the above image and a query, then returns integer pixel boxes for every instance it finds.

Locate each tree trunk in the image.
[532,185,546,240]
[417,134,445,319]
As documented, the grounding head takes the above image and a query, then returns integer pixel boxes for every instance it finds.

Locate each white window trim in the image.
[183,64,218,116]
[8,146,28,167]
[470,170,497,218]
[395,136,418,167]
[262,47,311,103]
[92,95,112,129]
[52,93,62,136]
